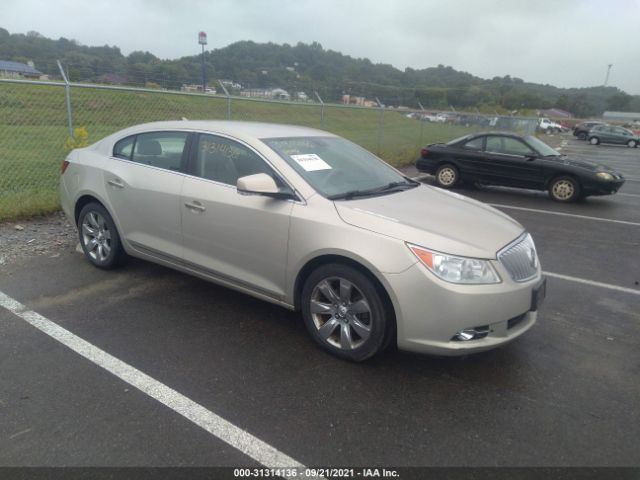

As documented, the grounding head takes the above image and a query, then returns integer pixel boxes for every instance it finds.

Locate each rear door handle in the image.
[184,201,206,212]
[107,178,125,189]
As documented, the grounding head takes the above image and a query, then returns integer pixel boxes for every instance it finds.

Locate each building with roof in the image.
[602,111,640,122]
[0,60,44,79]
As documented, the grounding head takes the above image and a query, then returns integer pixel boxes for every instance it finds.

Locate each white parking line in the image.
[543,272,640,296]
[0,290,306,473]
[488,204,640,227]
[618,192,640,198]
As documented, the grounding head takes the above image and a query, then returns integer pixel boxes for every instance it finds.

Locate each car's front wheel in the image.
[78,202,127,269]
[548,176,580,202]
[435,164,459,188]
[627,140,637,148]
[589,137,600,145]
[301,264,389,361]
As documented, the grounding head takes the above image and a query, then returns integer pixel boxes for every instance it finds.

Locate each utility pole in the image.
[604,64,613,87]
[198,31,207,92]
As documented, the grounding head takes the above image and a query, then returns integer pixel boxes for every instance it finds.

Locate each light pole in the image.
[198,31,207,92]
[604,64,613,87]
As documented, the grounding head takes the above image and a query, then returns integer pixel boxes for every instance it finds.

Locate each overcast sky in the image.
[3,0,640,94]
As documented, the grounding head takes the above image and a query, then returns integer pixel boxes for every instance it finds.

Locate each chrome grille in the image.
[498,233,538,282]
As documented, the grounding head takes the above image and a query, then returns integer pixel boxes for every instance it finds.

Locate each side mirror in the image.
[525,155,537,162]
[236,173,295,200]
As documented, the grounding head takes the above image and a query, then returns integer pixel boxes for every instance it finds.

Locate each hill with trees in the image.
[1,27,638,116]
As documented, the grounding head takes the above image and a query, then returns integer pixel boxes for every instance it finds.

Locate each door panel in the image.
[181,179,293,297]
[181,133,293,298]
[482,136,543,188]
[104,160,185,259]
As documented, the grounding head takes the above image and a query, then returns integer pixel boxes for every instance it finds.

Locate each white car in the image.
[538,118,564,134]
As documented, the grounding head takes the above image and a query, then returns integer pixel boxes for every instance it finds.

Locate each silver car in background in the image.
[60,121,545,361]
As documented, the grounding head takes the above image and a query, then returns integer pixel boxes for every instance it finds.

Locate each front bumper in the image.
[384,261,543,356]
[584,178,625,196]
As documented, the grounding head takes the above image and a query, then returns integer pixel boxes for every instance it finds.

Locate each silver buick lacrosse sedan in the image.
[60,121,545,361]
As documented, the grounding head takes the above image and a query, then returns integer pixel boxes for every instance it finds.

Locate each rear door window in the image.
[130,132,189,171]
[462,137,484,151]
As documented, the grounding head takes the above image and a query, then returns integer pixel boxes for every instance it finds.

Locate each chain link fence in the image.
[0,78,539,221]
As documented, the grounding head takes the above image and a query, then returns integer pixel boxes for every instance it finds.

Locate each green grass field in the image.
[0,82,481,221]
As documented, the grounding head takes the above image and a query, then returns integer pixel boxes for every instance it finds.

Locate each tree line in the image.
[1,28,638,116]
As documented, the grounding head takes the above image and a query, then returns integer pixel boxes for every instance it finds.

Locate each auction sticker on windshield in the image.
[290,153,332,171]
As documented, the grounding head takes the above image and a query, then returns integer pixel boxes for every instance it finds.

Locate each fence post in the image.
[218,80,231,120]
[417,101,426,148]
[375,97,384,155]
[57,60,73,138]
[314,91,325,129]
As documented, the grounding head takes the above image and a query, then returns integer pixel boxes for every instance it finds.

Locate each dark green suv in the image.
[588,125,639,147]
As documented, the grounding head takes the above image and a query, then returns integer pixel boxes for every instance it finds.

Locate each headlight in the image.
[596,172,614,181]
[407,244,501,284]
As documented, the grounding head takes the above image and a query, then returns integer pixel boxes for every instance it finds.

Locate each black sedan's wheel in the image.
[78,202,126,269]
[548,176,580,203]
[627,140,637,148]
[435,164,459,188]
[589,137,600,145]
[577,132,587,140]
[301,264,388,362]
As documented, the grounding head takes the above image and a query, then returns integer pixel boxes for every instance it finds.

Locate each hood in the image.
[554,156,619,174]
[334,185,524,259]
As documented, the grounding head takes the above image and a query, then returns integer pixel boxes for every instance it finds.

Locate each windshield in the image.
[263,136,411,198]
[525,135,561,156]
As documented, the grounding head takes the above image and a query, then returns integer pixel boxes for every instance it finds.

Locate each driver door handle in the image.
[184,200,206,212]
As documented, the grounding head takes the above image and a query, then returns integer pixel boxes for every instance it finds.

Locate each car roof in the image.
[109,120,332,139]
[465,131,530,140]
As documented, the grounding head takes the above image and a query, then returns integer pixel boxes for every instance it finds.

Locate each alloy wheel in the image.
[81,211,112,263]
[309,277,372,350]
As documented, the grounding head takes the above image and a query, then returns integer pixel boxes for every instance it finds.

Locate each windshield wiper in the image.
[327,180,418,200]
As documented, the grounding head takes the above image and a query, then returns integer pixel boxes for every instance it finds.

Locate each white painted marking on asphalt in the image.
[488,204,640,227]
[0,291,306,473]
[618,192,640,198]
[543,272,640,296]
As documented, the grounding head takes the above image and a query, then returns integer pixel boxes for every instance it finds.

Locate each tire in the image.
[435,164,459,188]
[577,132,587,140]
[627,140,637,148]
[548,176,580,203]
[589,136,600,145]
[301,264,389,361]
[77,202,127,269]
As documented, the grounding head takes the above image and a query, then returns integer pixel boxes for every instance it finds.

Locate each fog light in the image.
[452,326,490,341]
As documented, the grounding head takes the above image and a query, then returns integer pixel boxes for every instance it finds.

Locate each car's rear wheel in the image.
[78,202,126,269]
[548,176,580,202]
[301,264,388,361]
[589,137,600,145]
[435,164,459,188]
[627,140,637,148]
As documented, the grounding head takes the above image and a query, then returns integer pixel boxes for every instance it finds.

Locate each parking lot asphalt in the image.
[0,134,639,469]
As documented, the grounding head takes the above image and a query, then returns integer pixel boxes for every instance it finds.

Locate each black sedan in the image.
[416,132,625,202]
